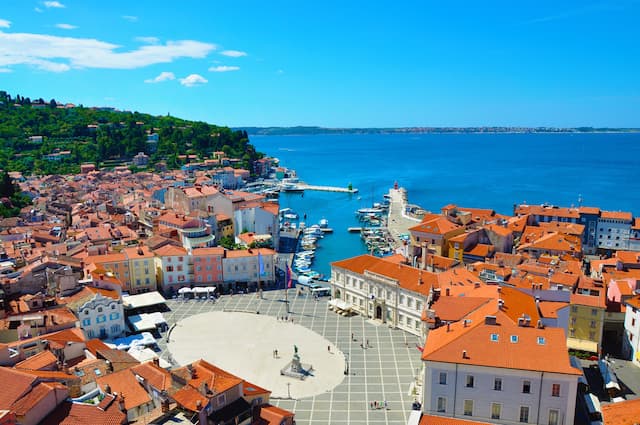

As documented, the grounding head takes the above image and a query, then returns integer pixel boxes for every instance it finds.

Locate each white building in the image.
[330,255,433,336]
[422,309,581,425]
[78,292,124,339]
[622,295,640,366]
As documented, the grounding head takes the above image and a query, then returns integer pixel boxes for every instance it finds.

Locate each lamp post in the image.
[344,352,349,375]
[286,382,291,399]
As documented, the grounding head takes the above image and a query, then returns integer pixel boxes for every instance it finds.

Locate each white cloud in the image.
[144,71,175,83]
[179,74,207,87]
[220,50,247,57]
[35,7,43,13]
[55,23,77,30]
[44,1,65,8]
[0,68,12,73]
[135,36,159,44]
[122,15,138,22]
[0,31,216,71]
[0,19,10,28]
[209,65,239,72]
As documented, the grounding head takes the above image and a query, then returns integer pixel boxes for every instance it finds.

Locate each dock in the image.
[348,227,363,232]
[319,228,333,233]
[296,184,358,194]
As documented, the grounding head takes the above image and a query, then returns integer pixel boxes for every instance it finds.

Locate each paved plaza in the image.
[157,289,425,425]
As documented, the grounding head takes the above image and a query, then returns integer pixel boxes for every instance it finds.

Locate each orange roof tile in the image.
[430,297,494,323]
[422,309,581,375]
[570,292,606,309]
[538,301,569,319]
[153,244,188,257]
[257,404,295,424]
[410,216,461,235]
[498,286,541,324]
[420,414,494,425]
[131,361,172,392]
[14,350,58,370]
[0,367,38,409]
[172,385,207,412]
[601,397,640,425]
[11,382,62,416]
[601,211,633,221]
[96,369,151,410]
[41,393,126,425]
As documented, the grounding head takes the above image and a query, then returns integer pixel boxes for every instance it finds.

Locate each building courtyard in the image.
[156,289,424,425]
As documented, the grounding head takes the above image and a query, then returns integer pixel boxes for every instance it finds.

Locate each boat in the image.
[280,182,304,193]
[357,207,384,214]
[319,218,329,228]
[283,212,299,220]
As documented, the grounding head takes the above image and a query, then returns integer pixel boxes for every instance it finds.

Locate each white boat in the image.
[283,212,299,220]
[319,218,329,228]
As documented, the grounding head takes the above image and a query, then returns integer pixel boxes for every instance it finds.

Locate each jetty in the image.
[385,187,422,249]
[296,183,358,194]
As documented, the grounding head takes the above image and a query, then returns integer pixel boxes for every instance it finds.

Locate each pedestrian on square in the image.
[384,400,388,410]
[370,401,373,409]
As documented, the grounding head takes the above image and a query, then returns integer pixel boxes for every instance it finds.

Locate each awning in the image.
[122,291,167,309]
[128,312,167,332]
[566,337,598,353]
[178,287,192,294]
[193,286,216,294]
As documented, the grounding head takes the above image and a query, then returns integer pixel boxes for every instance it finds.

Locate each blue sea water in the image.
[251,133,640,277]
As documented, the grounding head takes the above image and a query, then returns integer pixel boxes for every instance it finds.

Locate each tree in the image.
[0,171,15,198]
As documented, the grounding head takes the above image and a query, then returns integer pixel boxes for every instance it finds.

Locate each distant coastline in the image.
[237,126,640,136]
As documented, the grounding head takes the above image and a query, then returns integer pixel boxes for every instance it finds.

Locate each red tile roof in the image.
[0,367,38,409]
[41,394,126,425]
[14,350,58,370]
[420,413,494,425]
[96,369,151,410]
[422,310,581,376]
[601,397,640,425]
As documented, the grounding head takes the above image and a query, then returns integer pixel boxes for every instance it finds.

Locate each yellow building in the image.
[409,215,464,258]
[568,292,606,353]
[122,246,158,294]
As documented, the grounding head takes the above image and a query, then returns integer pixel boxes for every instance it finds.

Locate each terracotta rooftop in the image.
[422,309,581,376]
[41,394,126,425]
[96,369,151,410]
[0,367,38,409]
[131,361,172,392]
[419,413,494,425]
[14,350,58,370]
[601,397,640,425]
[430,296,494,323]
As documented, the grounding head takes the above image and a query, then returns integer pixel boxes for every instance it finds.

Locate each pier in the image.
[296,183,358,194]
[385,187,422,249]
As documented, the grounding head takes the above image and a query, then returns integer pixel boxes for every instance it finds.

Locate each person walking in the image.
[384,400,388,410]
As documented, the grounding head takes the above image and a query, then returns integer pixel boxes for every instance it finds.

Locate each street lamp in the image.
[344,352,349,375]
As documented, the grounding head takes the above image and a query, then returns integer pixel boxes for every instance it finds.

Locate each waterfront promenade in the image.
[157,290,423,425]
[386,187,422,250]
[296,183,359,193]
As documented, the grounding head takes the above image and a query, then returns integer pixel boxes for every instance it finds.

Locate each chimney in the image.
[536,320,544,329]
[462,350,468,359]
[105,384,112,394]
[498,299,504,309]
[118,394,126,414]
[446,322,451,332]
[445,287,450,297]
[484,315,497,325]
[196,399,202,410]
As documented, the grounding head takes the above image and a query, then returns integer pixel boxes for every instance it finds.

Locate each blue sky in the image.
[1,1,639,127]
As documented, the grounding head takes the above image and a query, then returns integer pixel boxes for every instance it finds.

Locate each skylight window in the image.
[490,333,499,342]
[510,335,519,343]
[537,337,545,345]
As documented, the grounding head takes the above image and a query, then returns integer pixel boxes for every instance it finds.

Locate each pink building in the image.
[192,247,225,285]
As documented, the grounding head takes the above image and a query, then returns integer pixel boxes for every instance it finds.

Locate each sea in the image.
[251,133,640,278]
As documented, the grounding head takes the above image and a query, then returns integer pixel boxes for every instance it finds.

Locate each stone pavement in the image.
[157,289,425,425]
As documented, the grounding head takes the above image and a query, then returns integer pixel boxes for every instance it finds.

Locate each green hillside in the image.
[0,91,262,175]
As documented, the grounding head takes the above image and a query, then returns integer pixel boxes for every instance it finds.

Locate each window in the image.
[520,406,530,423]
[551,383,560,397]
[548,409,559,425]
[166,266,174,272]
[522,380,531,394]
[110,304,116,309]
[111,325,120,334]
[589,331,596,340]
[491,403,501,420]
[571,306,578,313]
[436,397,446,413]
[439,372,447,385]
[217,394,226,406]
[109,313,119,320]
[633,318,636,327]
[494,377,502,391]
[490,333,499,342]
[511,335,519,343]
[94,368,102,376]
[96,315,106,323]
[74,369,85,377]
[570,328,576,337]
[463,399,473,416]
[466,375,474,388]
[84,310,89,315]
[97,307,103,313]
[82,318,91,326]
[590,320,597,329]
[537,337,546,345]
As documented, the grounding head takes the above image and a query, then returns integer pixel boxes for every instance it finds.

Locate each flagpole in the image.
[285,261,290,313]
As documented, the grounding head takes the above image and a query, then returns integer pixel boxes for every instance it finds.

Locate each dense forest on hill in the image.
[0,91,262,175]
